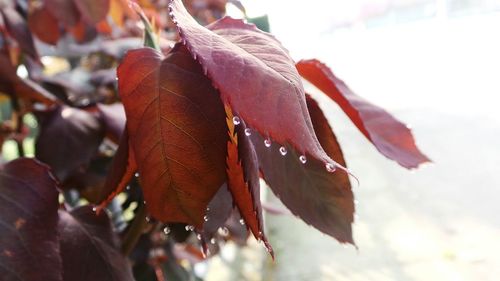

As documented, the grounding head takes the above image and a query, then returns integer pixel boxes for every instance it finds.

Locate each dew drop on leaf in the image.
[210,238,216,244]
[239,219,245,225]
[299,155,307,164]
[196,234,202,240]
[203,215,209,222]
[244,128,251,136]
[325,163,336,173]
[279,146,287,156]
[218,227,229,236]
[264,138,272,147]
[232,116,241,125]
[163,227,170,235]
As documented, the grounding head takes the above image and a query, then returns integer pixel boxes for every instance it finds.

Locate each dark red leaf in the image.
[249,95,355,244]
[74,0,110,25]
[45,0,81,27]
[117,45,228,228]
[28,3,60,45]
[0,158,62,281]
[58,206,135,281]
[168,1,342,171]
[0,7,38,59]
[35,105,105,182]
[296,59,430,169]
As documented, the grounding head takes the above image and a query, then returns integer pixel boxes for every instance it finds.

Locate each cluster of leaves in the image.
[0,0,429,280]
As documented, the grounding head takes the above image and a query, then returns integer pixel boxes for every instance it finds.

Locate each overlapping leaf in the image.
[166,0,353,243]
[117,45,228,228]
[168,0,341,169]
[296,59,430,169]
[248,96,355,243]
[224,106,271,253]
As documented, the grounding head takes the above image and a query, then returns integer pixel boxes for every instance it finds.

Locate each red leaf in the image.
[168,0,341,170]
[250,95,355,244]
[0,158,62,281]
[58,206,135,281]
[296,59,430,169]
[117,45,228,228]
[35,105,105,182]
[28,3,60,45]
[45,0,81,27]
[224,105,272,255]
[74,0,110,25]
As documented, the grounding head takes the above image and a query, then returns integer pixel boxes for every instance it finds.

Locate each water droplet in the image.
[232,116,241,125]
[135,173,139,177]
[239,219,245,225]
[206,207,210,211]
[92,207,97,212]
[218,227,229,236]
[203,215,209,222]
[279,146,287,156]
[325,163,336,173]
[210,238,216,244]
[264,138,272,147]
[145,216,151,222]
[244,128,251,136]
[185,225,193,231]
[299,155,307,164]
[196,234,202,240]
[163,227,170,235]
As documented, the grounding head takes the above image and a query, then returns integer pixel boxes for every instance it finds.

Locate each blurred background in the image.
[204,0,500,280]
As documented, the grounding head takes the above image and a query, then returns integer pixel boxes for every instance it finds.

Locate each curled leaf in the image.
[296,59,430,169]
